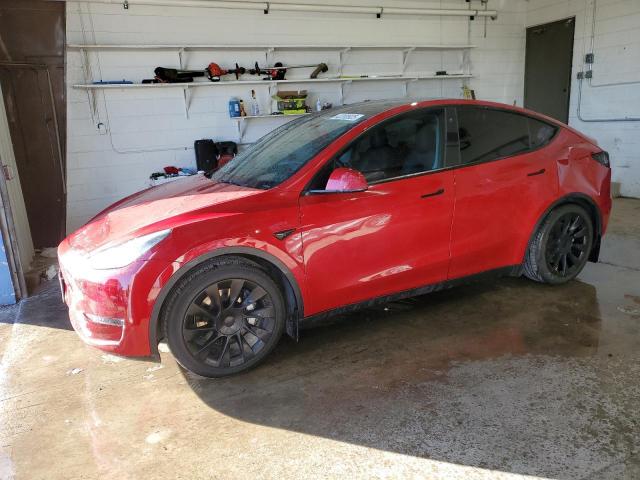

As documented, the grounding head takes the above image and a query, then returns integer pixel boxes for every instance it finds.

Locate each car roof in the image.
[330,99,564,127]
[328,99,594,141]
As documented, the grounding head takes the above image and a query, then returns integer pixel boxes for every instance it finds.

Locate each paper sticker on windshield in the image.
[330,113,364,121]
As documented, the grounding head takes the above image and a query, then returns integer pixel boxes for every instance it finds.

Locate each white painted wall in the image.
[526,0,640,198]
[65,0,528,232]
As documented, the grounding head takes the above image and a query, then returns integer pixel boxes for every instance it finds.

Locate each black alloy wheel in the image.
[524,204,593,284]
[544,211,590,277]
[163,259,285,377]
[182,278,276,368]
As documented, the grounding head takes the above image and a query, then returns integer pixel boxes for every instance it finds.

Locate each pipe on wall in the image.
[58,0,498,18]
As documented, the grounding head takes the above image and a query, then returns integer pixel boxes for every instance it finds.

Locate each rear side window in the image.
[457,107,530,164]
[529,117,558,149]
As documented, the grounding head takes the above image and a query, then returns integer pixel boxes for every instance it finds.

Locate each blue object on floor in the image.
[0,235,16,305]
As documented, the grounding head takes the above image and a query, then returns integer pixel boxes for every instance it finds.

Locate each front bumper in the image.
[58,241,171,357]
[59,270,127,348]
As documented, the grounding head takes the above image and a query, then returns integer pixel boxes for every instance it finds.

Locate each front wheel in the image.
[163,260,285,377]
[524,204,593,284]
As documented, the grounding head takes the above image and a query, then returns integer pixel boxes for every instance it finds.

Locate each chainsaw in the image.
[249,62,328,80]
[152,63,246,83]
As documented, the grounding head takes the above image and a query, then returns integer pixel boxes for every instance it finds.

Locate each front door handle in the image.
[421,188,445,199]
[527,168,546,177]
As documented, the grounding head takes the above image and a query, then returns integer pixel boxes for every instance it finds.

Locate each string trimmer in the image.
[249,62,329,80]
[152,63,246,83]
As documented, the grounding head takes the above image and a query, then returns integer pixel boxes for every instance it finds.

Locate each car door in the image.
[298,107,456,316]
[448,106,560,279]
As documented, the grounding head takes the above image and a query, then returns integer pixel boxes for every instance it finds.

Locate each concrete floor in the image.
[1,199,639,480]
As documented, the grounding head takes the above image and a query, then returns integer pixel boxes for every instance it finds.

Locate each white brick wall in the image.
[65,0,528,232]
[526,0,640,198]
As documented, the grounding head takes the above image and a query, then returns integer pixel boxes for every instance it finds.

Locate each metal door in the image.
[524,17,575,123]
[0,0,66,248]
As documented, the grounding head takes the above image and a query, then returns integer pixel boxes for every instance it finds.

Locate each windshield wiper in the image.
[216,176,243,187]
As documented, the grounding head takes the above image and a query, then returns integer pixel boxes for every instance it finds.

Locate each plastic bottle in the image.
[239,99,247,117]
[316,97,322,112]
[250,89,260,116]
[228,97,240,118]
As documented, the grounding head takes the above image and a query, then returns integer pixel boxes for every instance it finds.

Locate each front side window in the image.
[311,109,445,188]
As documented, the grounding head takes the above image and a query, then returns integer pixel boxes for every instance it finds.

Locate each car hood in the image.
[66,175,261,253]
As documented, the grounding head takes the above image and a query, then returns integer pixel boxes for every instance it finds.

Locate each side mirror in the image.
[320,167,368,193]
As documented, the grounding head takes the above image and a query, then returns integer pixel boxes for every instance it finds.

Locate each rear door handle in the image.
[421,188,445,199]
[527,168,546,177]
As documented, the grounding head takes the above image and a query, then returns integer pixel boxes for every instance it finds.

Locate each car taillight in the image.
[591,151,610,168]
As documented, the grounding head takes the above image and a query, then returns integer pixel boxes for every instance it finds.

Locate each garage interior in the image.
[0,0,639,478]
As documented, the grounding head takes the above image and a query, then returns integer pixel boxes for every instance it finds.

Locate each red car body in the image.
[58,99,611,359]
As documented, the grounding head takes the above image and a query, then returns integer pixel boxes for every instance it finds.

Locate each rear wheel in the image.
[524,204,593,284]
[163,259,285,377]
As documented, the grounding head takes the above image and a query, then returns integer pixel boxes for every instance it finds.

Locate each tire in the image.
[524,204,593,284]
[162,258,285,377]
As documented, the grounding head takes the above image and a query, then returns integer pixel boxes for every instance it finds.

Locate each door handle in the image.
[527,168,546,177]
[421,188,445,199]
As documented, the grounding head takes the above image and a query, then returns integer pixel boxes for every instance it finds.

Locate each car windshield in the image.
[211,102,403,189]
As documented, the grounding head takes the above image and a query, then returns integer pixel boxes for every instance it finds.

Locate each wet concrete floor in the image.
[1,198,639,479]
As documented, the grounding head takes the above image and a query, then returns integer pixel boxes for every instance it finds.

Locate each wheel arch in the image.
[527,193,603,264]
[149,247,304,357]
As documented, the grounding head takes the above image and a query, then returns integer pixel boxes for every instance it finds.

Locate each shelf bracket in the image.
[402,47,415,74]
[178,47,186,70]
[182,86,193,119]
[404,78,418,97]
[79,47,99,123]
[268,81,277,111]
[338,47,351,77]
[237,118,248,143]
[340,79,352,105]
[266,47,275,65]
[462,48,471,77]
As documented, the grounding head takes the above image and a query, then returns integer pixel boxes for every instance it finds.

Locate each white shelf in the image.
[72,75,473,90]
[231,113,311,121]
[72,42,474,138]
[68,44,475,51]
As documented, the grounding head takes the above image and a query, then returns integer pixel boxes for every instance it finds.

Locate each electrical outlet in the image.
[585,53,594,64]
[577,71,584,79]
[585,70,593,79]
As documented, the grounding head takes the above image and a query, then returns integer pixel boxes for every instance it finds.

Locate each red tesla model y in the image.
[58,99,611,377]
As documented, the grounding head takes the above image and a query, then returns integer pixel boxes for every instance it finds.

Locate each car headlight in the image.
[88,229,171,270]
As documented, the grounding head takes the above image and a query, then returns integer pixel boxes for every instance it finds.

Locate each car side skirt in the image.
[300,265,521,328]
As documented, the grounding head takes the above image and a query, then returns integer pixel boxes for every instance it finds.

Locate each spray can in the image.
[228,97,241,118]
